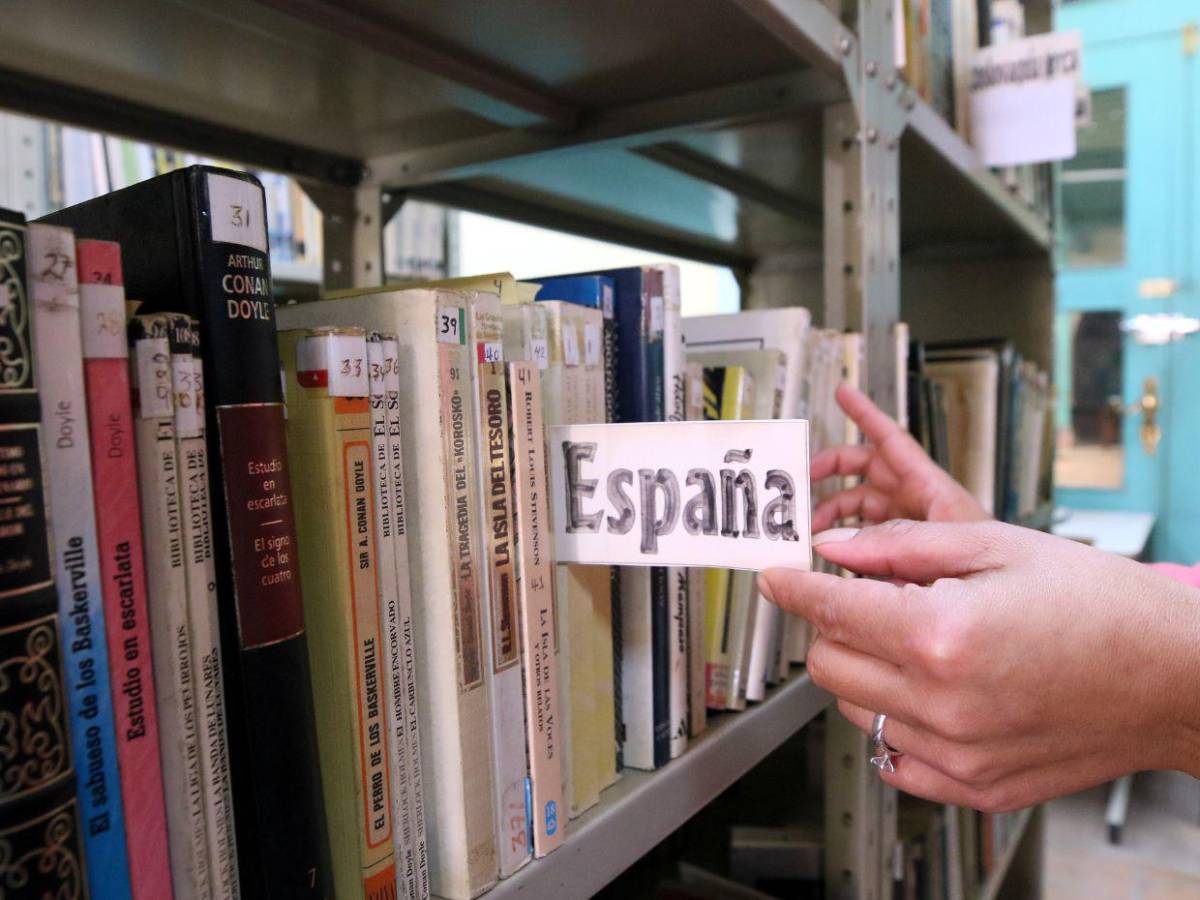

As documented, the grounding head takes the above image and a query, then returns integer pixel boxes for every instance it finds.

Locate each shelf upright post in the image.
[298,182,397,291]
[822,1,907,899]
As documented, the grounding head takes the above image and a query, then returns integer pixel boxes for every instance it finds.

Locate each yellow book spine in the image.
[280,328,396,900]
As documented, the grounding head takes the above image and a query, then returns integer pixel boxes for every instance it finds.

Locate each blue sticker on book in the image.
[524,777,533,853]
[544,800,559,837]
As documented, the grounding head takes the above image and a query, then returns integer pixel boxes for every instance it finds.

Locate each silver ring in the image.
[869,713,900,772]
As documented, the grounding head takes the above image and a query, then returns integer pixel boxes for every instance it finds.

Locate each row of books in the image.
[897,800,1026,900]
[1,163,850,900]
[909,339,1051,524]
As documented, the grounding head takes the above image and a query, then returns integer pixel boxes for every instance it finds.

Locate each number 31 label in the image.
[207,173,268,252]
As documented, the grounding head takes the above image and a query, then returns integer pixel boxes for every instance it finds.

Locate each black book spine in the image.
[183,169,331,899]
[601,312,624,771]
[0,208,87,896]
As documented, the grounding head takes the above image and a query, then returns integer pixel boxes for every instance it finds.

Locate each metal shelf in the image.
[464,673,831,900]
[0,0,1053,267]
[977,808,1034,900]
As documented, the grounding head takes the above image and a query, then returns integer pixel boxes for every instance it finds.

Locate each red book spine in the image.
[78,240,174,900]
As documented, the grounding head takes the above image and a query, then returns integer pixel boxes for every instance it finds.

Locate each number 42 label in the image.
[437,306,466,345]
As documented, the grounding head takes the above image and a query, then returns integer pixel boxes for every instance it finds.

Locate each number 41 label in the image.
[437,306,466,345]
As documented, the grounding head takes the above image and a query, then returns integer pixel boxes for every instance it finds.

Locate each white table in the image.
[1051,508,1156,559]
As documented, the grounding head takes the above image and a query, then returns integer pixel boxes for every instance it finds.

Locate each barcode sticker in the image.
[478,341,503,364]
[584,323,601,367]
[207,173,268,251]
[134,337,173,419]
[649,295,665,336]
[562,325,581,367]
[530,338,549,370]
[436,306,465,345]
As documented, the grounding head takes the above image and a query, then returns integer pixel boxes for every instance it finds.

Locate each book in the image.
[655,263,688,759]
[588,265,668,770]
[43,166,333,897]
[277,288,498,900]
[367,334,429,900]
[168,314,241,898]
[463,291,528,876]
[529,274,622,777]
[129,312,213,898]
[925,353,1000,514]
[0,207,88,898]
[29,222,133,899]
[506,361,567,858]
[512,298,605,817]
[78,240,174,900]
[683,364,706,738]
[279,327,397,900]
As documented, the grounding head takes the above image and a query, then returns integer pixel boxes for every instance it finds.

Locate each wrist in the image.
[1141,574,1200,776]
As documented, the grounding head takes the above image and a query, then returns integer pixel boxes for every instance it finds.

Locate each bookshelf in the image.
[0,0,1054,898]
[487,674,830,900]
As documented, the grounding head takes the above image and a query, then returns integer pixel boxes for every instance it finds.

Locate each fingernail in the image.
[757,573,776,604]
[813,527,860,547]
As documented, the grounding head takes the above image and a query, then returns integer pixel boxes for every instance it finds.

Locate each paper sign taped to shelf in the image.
[549,420,812,570]
[970,30,1085,167]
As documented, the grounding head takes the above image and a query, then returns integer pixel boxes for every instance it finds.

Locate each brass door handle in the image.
[1108,377,1161,455]
[1138,376,1161,455]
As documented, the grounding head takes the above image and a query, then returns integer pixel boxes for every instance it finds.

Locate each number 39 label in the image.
[437,306,466,345]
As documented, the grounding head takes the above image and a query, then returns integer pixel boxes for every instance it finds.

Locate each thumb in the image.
[814,519,1015,583]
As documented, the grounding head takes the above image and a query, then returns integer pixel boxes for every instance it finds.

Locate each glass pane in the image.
[1058,88,1127,269]
[1054,311,1124,489]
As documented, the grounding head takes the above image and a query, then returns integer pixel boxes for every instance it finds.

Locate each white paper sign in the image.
[970,30,1084,167]
[549,420,812,571]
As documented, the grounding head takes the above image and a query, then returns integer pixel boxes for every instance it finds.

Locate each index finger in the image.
[836,382,908,449]
[758,568,928,666]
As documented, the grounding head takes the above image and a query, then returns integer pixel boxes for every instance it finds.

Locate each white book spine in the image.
[368,336,421,900]
[657,264,688,759]
[467,294,530,877]
[381,336,431,900]
[130,319,213,899]
[170,318,240,898]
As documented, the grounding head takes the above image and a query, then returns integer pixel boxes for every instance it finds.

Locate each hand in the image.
[810,384,988,531]
[759,520,1200,811]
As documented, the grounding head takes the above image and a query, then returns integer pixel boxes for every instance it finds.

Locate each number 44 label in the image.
[437,306,466,345]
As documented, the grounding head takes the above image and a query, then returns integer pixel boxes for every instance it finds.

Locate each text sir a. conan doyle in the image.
[561,444,800,554]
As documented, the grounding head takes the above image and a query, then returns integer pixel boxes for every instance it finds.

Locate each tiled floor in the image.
[1044,777,1200,899]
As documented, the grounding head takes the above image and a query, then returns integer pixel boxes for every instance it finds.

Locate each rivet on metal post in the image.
[866,127,879,144]
[866,61,878,78]
[886,138,897,152]
[838,34,853,56]
[885,73,897,89]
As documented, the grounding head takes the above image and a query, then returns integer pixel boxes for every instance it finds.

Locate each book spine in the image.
[29,223,133,900]
[381,337,430,900]
[367,335,414,898]
[468,296,530,876]
[433,295,498,899]
[657,266,687,760]
[506,362,565,857]
[189,169,331,898]
[129,314,213,898]
[169,315,241,898]
[580,308,617,789]
[282,329,397,900]
[682,366,706,736]
[0,210,88,899]
[699,367,731,709]
[601,307,623,773]
[78,241,174,900]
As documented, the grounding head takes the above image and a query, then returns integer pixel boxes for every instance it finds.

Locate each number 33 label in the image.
[207,172,268,252]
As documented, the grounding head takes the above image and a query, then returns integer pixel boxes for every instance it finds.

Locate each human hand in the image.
[759,520,1200,811]
[810,384,988,531]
